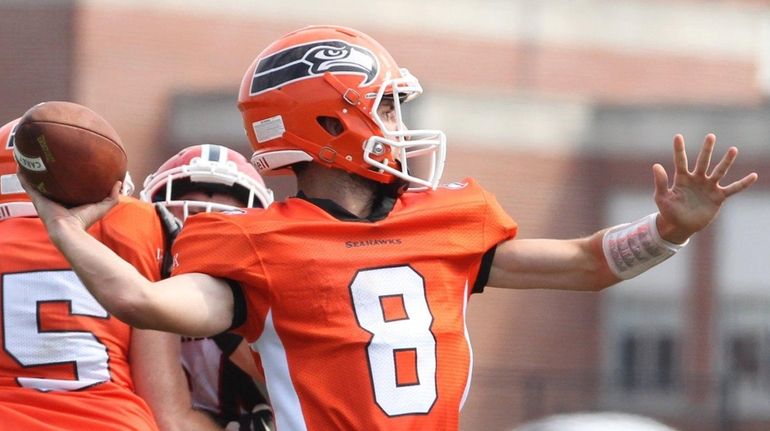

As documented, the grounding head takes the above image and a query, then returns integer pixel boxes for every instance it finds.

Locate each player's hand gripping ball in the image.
[13,101,127,206]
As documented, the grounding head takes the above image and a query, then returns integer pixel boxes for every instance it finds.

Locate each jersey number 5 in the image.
[349,265,437,416]
[2,270,111,391]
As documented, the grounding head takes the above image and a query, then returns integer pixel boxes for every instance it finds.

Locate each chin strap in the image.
[323,72,366,111]
[154,204,182,279]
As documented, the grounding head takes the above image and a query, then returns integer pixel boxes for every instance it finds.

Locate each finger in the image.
[17,172,34,195]
[708,146,737,181]
[70,181,121,210]
[71,185,121,212]
[652,163,669,195]
[92,195,120,214]
[17,171,46,201]
[693,133,715,176]
[71,193,121,229]
[109,181,122,200]
[672,134,689,174]
[722,172,759,198]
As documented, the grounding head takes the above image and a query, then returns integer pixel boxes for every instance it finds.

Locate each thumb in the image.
[69,182,122,228]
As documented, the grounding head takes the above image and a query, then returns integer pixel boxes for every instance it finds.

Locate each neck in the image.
[295,164,379,219]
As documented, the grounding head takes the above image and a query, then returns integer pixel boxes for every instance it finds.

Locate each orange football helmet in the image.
[0,118,37,220]
[140,144,274,220]
[238,25,446,190]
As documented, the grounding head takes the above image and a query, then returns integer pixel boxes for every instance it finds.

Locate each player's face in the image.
[377,97,399,131]
[170,191,245,220]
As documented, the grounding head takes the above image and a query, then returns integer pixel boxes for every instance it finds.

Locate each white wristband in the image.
[602,213,689,280]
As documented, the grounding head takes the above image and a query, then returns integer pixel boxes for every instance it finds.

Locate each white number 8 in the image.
[349,265,437,416]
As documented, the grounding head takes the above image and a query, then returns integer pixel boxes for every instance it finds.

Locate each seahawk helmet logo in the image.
[250,40,379,95]
[4,123,17,150]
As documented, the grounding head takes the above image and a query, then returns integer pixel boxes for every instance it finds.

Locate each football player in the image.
[0,119,218,430]
[141,144,275,431]
[22,26,758,431]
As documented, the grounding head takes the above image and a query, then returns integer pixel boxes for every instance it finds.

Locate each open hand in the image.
[652,134,758,243]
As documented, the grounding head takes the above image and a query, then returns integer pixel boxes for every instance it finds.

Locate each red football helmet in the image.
[140,144,274,220]
[0,118,37,220]
[238,25,446,190]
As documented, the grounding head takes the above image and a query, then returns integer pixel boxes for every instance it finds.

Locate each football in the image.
[13,101,127,206]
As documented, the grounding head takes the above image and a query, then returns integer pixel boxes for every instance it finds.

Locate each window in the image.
[728,333,759,381]
[600,191,690,413]
[716,192,770,419]
[619,333,679,392]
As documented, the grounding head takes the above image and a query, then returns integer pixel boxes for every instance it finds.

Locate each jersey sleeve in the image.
[479,184,518,250]
[94,197,163,282]
[171,212,269,341]
[466,179,518,294]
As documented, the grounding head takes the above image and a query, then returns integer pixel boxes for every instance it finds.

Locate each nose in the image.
[382,117,399,131]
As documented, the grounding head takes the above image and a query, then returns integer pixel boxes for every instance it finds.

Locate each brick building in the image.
[2,1,770,430]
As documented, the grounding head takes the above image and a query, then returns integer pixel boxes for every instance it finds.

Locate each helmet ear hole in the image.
[317,116,344,137]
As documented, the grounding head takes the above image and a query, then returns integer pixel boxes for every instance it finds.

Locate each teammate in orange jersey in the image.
[22,26,758,431]
[0,118,221,431]
[141,144,275,431]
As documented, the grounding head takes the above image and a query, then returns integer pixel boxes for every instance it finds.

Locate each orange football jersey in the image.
[0,197,164,430]
[172,178,517,431]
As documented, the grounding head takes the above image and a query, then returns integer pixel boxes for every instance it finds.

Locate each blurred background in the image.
[2,0,770,430]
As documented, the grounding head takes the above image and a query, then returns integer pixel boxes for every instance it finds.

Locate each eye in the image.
[315,48,347,60]
[377,98,397,121]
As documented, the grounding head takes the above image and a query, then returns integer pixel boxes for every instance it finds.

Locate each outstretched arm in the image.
[21,179,234,336]
[488,134,758,291]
